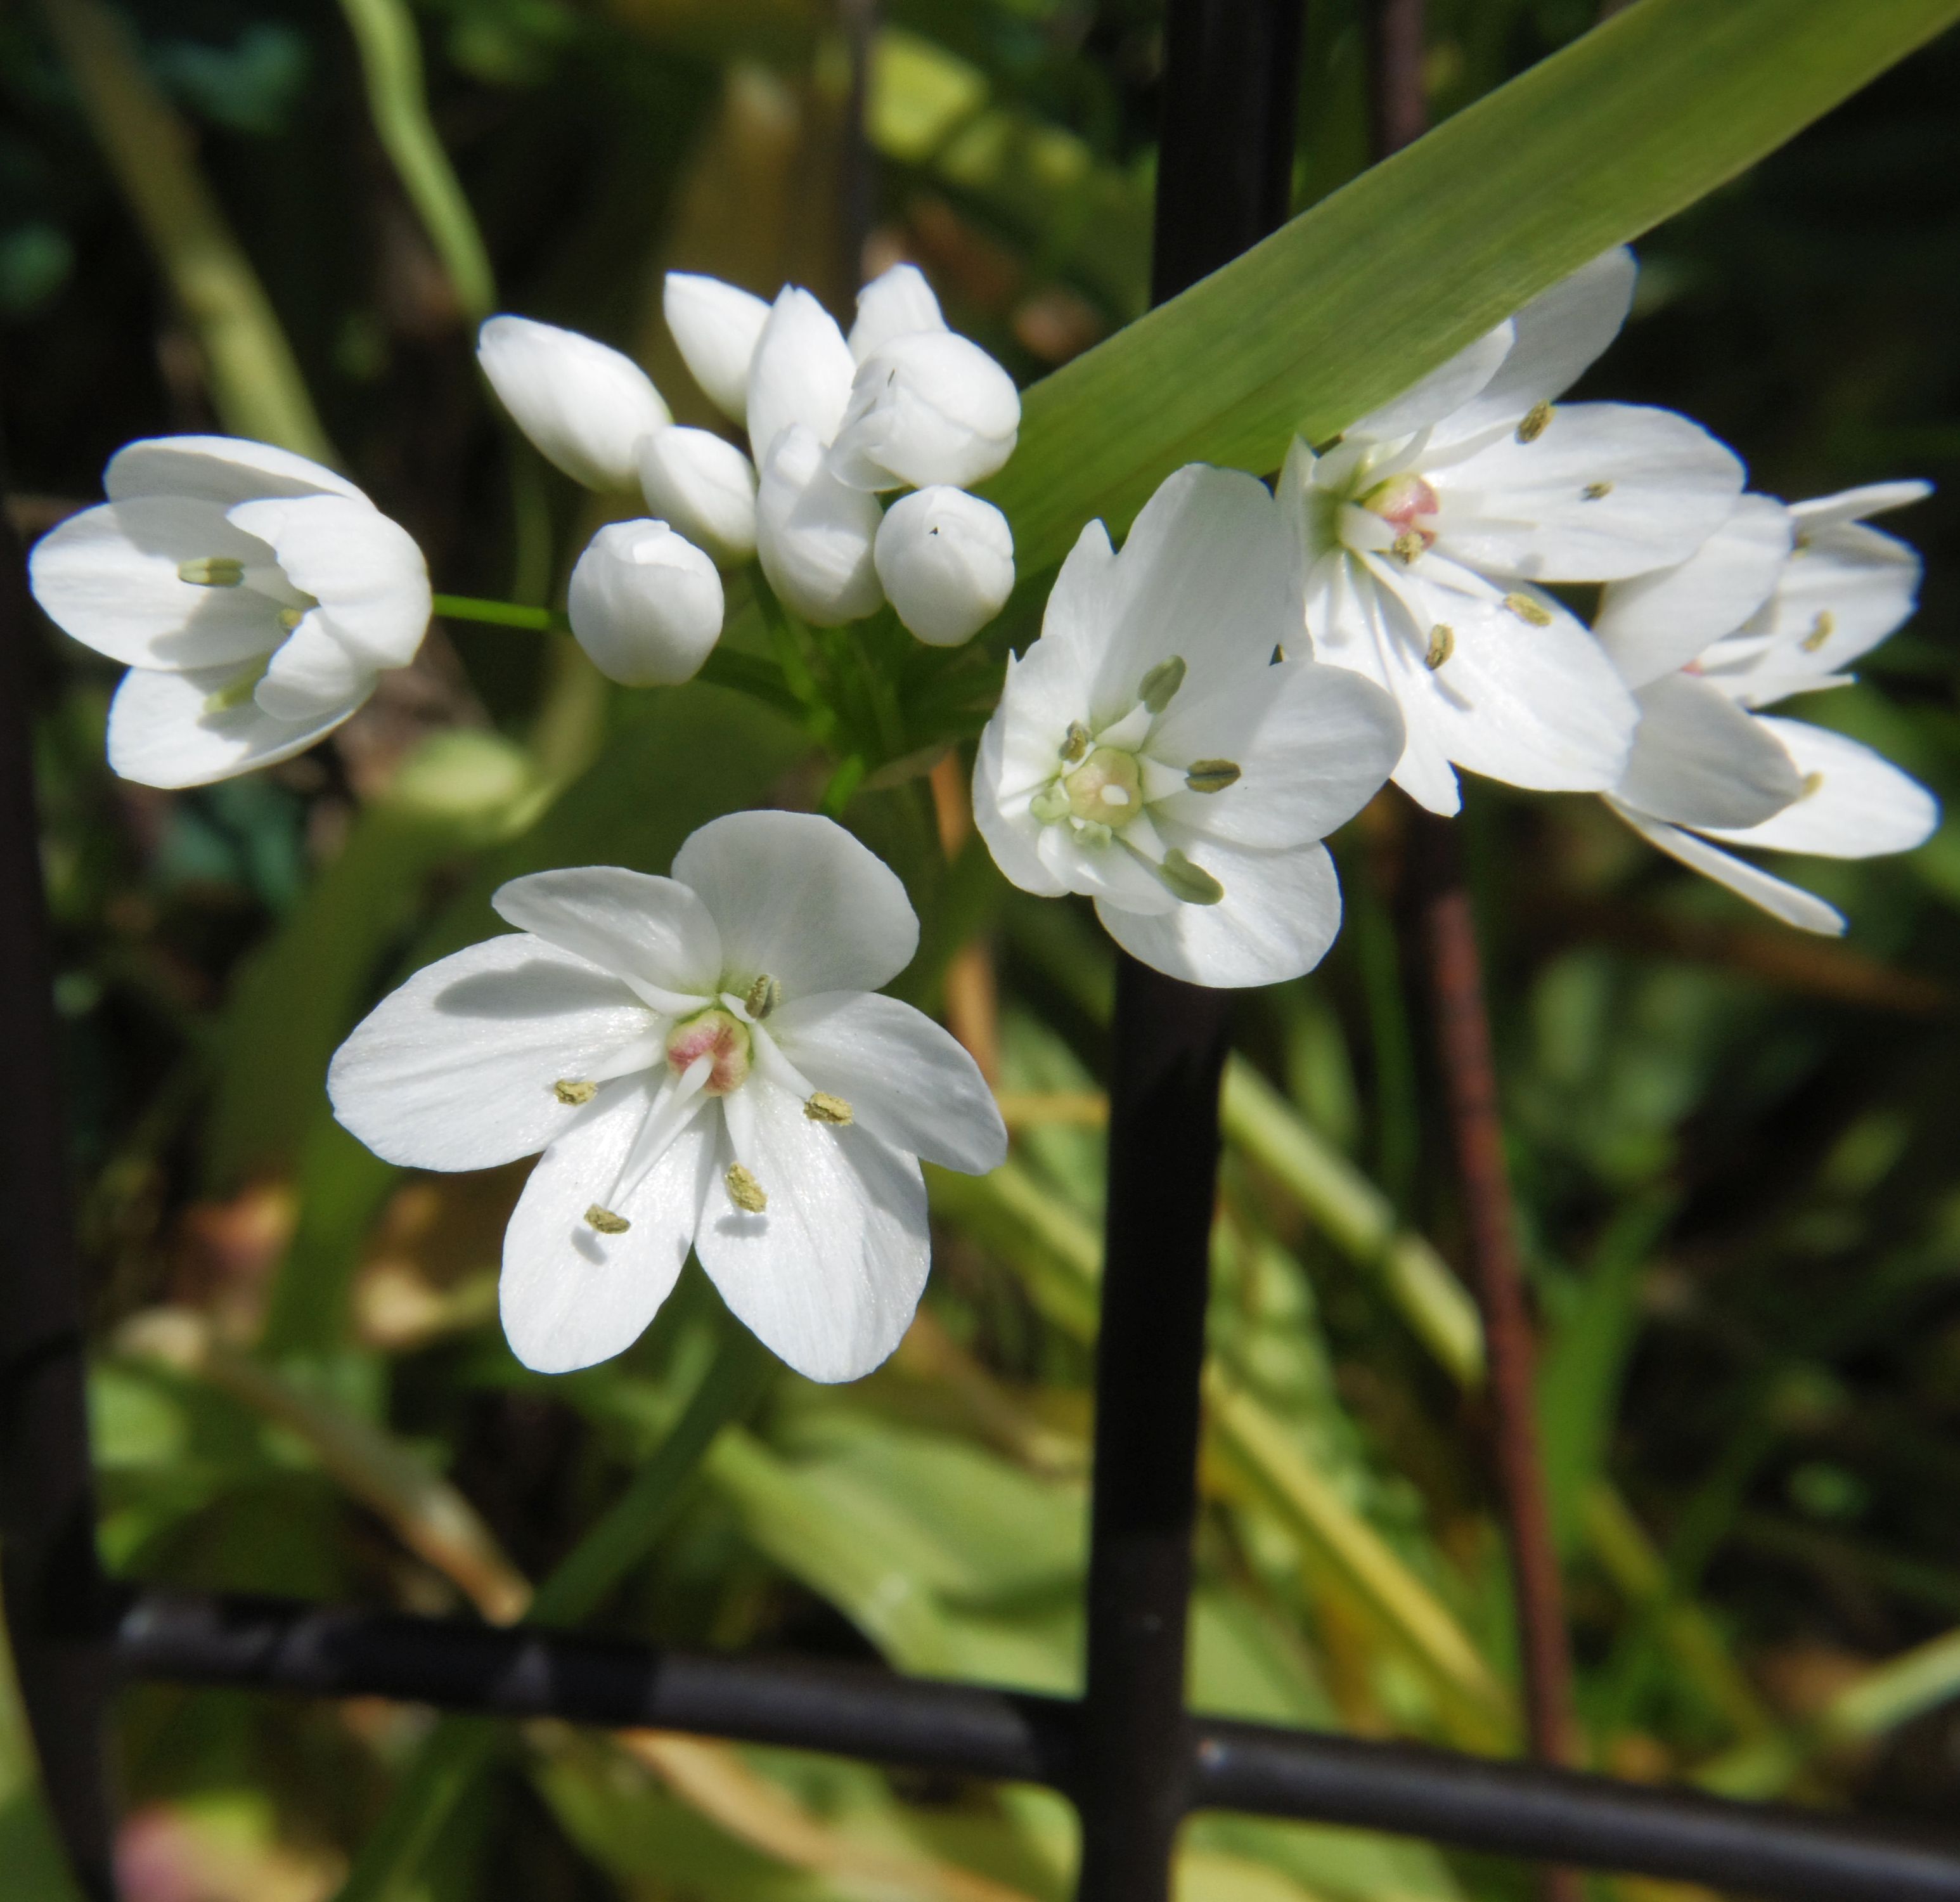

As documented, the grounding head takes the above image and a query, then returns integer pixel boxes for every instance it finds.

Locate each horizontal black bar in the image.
[115,1589,1960,1902]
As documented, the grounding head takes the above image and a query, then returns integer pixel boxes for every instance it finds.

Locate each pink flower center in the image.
[664,1008,752,1095]
[1361,472,1440,550]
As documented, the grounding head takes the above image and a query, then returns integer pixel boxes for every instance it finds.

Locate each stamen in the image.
[553,1078,598,1106]
[745,974,781,1020]
[1389,531,1426,564]
[1801,610,1835,653]
[1138,655,1187,713]
[278,606,307,632]
[1503,593,1553,628]
[1059,721,1091,763]
[1029,781,1071,824]
[725,1163,768,1213]
[584,1205,631,1234]
[1793,530,1812,552]
[1184,760,1241,794]
[1157,848,1224,906]
[1074,818,1114,850]
[805,1092,854,1125]
[1582,481,1613,501]
[177,556,245,587]
[1426,624,1455,670]
[202,654,271,715]
[1515,401,1554,443]
[1800,770,1826,798]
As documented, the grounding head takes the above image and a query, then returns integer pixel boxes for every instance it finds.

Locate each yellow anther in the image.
[1157,848,1224,906]
[1059,721,1091,763]
[745,974,781,1020]
[1425,624,1455,670]
[1138,656,1187,713]
[1183,760,1241,794]
[1503,593,1554,628]
[584,1205,631,1234]
[553,1078,598,1106]
[1582,481,1613,501]
[725,1163,768,1213]
[278,606,307,631]
[1801,770,1826,798]
[805,1092,854,1125]
[1516,401,1554,443]
[1390,531,1426,564]
[177,556,245,587]
[1801,610,1835,653]
[201,655,270,715]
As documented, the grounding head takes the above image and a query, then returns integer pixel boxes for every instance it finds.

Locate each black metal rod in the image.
[1074,8,1308,1899]
[116,1589,1960,1902]
[0,427,119,1901]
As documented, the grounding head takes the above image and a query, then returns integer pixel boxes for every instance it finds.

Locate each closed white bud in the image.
[828,331,1020,493]
[638,427,758,566]
[663,273,771,426]
[848,262,945,361]
[566,521,722,686]
[874,488,1014,647]
[754,425,884,626]
[477,316,669,493]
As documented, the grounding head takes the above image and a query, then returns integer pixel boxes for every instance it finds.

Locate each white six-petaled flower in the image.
[1594,482,1939,934]
[972,464,1405,989]
[327,810,1007,1382]
[1281,247,1744,816]
[29,436,431,788]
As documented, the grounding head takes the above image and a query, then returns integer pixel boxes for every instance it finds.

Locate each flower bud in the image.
[827,332,1020,492]
[663,273,770,425]
[477,316,670,493]
[566,521,722,686]
[746,287,856,471]
[638,427,758,566]
[754,426,884,626]
[874,488,1014,647]
[848,262,945,361]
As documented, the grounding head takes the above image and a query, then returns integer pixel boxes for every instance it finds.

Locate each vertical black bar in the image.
[1074,9,1305,1901]
[0,444,119,1896]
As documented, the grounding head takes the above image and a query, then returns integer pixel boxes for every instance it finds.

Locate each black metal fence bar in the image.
[116,1588,1960,1902]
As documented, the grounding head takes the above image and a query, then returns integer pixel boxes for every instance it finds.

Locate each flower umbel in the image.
[29,435,431,787]
[973,464,1404,988]
[327,811,1008,1381]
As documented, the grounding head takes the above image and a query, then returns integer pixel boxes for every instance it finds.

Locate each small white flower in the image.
[477,315,672,493]
[754,425,886,626]
[29,435,430,788]
[664,273,771,427]
[874,487,1015,647]
[1282,247,1744,815]
[1596,485,1939,935]
[566,521,724,686]
[637,427,759,566]
[972,465,1404,988]
[328,810,1008,1381]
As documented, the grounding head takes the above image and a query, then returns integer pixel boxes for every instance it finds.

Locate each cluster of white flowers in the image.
[475,261,1020,684]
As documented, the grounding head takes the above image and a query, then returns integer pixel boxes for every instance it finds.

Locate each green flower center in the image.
[1063,746,1143,830]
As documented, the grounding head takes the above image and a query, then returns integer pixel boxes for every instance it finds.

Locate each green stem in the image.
[432,593,566,632]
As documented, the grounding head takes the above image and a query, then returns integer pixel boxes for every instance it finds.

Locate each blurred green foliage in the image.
[5,1,1960,1899]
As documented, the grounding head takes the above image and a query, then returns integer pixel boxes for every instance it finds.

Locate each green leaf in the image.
[979,0,1960,574]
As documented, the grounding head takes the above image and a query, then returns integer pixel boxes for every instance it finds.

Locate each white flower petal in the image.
[500,1087,714,1373]
[696,1079,929,1383]
[971,701,1072,900]
[566,519,723,687]
[664,273,771,425]
[873,487,1014,645]
[1698,718,1938,858]
[227,494,430,670]
[1594,493,1793,687]
[753,425,884,626]
[105,659,360,789]
[768,992,1006,1174]
[105,434,365,506]
[327,933,658,1171]
[1432,247,1636,446]
[671,808,919,999]
[1435,403,1744,581]
[492,866,725,1000]
[1616,673,1803,830]
[254,614,372,723]
[1033,821,1182,914]
[1789,480,1931,532]
[1608,801,1845,935]
[745,287,856,468]
[827,331,1020,491]
[477,315,671,491]
[1148,654,1403,848]
[637,427,758,566]
[1347,323,1512,443]
[849,262,946,361]
[1097,834,1343,988]
[28,498,287,670]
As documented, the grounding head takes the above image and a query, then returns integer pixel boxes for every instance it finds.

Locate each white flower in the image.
[1282,247,1744,815]
[566,521,724,686]
[477,315,672,493]
[874,487,1015,647]
[1595,484,1938,935]
[972,465,1404,988]
[327,811,1008,1382]
[664,273,771,427]
[637,427,758,566]
[29,436,430,788]
[754,425,886,626]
